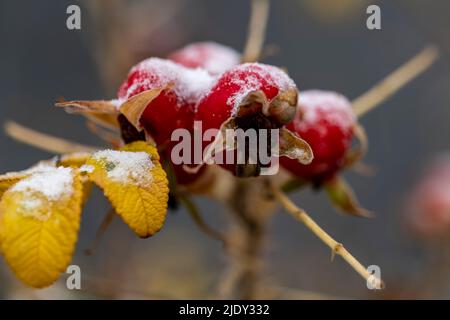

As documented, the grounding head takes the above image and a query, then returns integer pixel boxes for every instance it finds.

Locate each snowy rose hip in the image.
[281,90,356,182]
[118,57,214,147]
[195,63,313,176]
[168,41,241,75]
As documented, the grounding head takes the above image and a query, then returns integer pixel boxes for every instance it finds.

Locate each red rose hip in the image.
[118,57,214,147]
[280,90,356,182]
[168,41,240,75]
[195,63,313,176]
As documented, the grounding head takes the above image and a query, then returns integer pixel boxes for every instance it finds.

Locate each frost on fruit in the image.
[118,57,215,104]
[194,62,313,176]
[86,141,169,238]
[225,63,297,118]
[0,167,83,288]
[280,90,371,216]
[168,41,241,75]
[281,90,357,182]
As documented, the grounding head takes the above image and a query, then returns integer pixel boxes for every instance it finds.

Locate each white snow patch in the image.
[92,150,154,187]
[11,166,75,202]
[127,58,215,105]
[171,42,240,75]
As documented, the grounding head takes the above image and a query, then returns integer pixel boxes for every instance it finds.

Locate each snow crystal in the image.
[11,167,75,202]
[92,150,154,187]
[128,58,215,105]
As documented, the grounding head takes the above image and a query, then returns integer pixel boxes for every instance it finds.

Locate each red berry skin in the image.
[194,63,299,176]
[196,63,298,133]
[168,42,240,75]
[280,90,355,182]
[118,57,213,147]
[118,58,214,184]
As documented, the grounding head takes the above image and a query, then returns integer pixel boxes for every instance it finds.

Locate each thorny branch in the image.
[270,184,384,290]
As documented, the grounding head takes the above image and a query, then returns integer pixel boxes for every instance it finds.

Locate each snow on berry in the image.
[280,90,355,182]
[118,57,215,104]
[194,63,313,177]
[196,62,298,132]
[168,42,241,75]
[92,150,155,188]
[118,58,215,147]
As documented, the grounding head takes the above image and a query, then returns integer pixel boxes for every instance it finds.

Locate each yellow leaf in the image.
[59,152,92,168]
[0,173,24,199]
[86,141,169,238]
[0,167,84,288]
[0,161,58,199]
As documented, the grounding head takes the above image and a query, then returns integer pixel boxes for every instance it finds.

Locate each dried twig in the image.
[352,46,439,118]
[242,0,270,62]
[4,121,99,154]
[271,185,383,289]
[218,178,275,299]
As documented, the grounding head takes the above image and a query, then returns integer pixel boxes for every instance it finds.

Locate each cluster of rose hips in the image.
[116,42,359,192]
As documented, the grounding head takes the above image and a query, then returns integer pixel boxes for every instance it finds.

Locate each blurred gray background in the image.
[1,0,450,299]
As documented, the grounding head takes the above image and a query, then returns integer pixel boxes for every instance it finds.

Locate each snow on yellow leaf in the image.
[86,141,169,238]
[0,167,83,288]
[0,161,59,200]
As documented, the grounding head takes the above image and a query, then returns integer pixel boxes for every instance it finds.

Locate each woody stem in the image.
[242,0,270,62]
[218,178,273,299]
[352,45,439,118]
[271,184,384,289]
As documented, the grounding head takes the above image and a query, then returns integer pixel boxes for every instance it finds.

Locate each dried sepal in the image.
[119,87,167,130]
[278,127,314,165]
[324,176,372,218]
[182,118,237,174]
[343,123,368,169]
[56,99,119,114]
[55,100,120,129]
[280,177,308,193]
